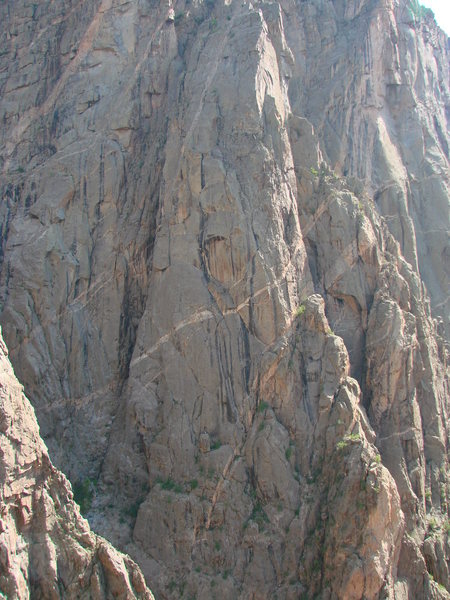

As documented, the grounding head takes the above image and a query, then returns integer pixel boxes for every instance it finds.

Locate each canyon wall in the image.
[0,329,153,598]
[0,0,448,598]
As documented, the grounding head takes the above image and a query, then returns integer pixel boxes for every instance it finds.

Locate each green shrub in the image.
[312,559,322,573]
[440,484,446,505]
[73,478,94,515]
[251,502,269,525]
[174,11,184,24]
[336,433,360,451]
[157,477,183,493]
[336,440,348,451]
[159,477,176,491]
[295,304,306,317]
[124,501,140,519]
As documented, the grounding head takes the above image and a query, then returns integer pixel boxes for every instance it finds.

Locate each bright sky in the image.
[420,0,450,35]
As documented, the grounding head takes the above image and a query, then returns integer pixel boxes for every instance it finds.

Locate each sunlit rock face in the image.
[0,329,154,599]
[0,0,448,598]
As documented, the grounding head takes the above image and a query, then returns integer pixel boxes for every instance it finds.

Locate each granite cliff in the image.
[0,0,448,598]
[0,329,154,598]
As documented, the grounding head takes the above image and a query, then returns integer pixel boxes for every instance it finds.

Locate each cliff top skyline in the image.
[420,0,450,33]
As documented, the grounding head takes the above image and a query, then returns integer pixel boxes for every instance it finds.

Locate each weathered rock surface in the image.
[0,329,154,599]
[0,0,448,598]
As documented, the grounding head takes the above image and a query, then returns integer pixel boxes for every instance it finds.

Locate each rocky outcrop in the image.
[0,0,448,598]
[0,330,153,599]
[287,0,450,335]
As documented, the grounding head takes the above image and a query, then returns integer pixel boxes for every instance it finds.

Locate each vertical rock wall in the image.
[0,329,154,598]
[0,0,448,598]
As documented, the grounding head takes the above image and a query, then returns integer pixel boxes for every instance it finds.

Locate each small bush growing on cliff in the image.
[336,433,360,451]
[428,517,438,532]
[123,500,141,519]
[295,304,306,317]
[156,476,183,493]
[210,439,221,450]
[174,12,184,25]
[73,478,94,515]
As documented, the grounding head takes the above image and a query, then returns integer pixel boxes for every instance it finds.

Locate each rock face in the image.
[0,0,449,599]
[0,330,154,598]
